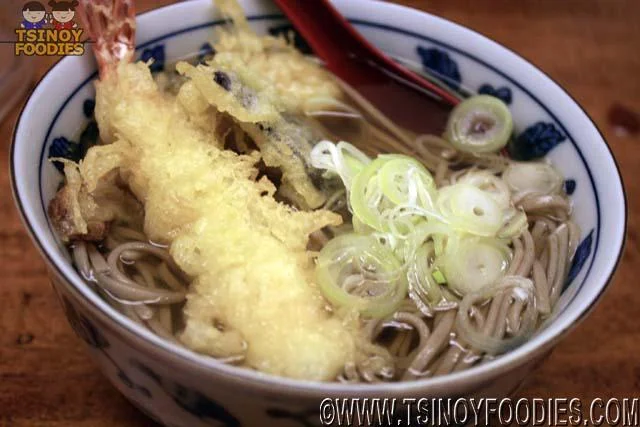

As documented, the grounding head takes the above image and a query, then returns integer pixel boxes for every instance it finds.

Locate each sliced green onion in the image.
[502,161,564,196]
[382,208,419,240]
[378,157,436,208]
[433,235,446,257]
[339,141,371,166]
[498,208,528,239]
[404,222,461,311]
[350,157,388,231]
[315,233,408,319]
[445,95,513,154]
[436,183,503,236]
[311,139,535,314]
[407,242,444,310]
[350,155,440,232]
[441,237,510,295]
[407,221,456,257]
[310,140,371,189]
[352,214,375,235]
[432,269,446,284]
[458,170,511,209]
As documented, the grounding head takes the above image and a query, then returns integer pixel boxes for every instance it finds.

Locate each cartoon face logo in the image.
[52,9,73,22]
[21,1,47,29]
[48,0,78,29]
[15,0,86,57]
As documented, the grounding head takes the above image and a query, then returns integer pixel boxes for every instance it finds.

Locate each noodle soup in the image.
[47,0,580,383]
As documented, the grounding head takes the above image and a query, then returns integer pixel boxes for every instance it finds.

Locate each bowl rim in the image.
[10,0,627,394]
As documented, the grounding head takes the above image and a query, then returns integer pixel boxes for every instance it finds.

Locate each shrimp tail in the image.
[78,0,136,78]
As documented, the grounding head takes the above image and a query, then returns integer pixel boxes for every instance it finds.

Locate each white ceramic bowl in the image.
[11,0,626,425]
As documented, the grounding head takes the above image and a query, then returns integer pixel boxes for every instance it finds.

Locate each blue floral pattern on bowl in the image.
[564,179,577,195]
[198,42,216,63]
[60,296,153,398]
[61,296,110,350]
[62,292,243,424]
[132,361,241,426]
[416,46,461,91]
[566,230,594,288]
[268,24,312,54]
[48,137,82,173]
[509,122,567,160]
[141,44,166,73]
[83,98,96,118]
[266,407,319,426]
[48,99,99,172]
[478,84,512,105]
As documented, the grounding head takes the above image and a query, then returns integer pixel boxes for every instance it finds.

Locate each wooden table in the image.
[1,1,638,425]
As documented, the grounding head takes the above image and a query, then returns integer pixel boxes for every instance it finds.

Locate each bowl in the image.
[11,0,626,425]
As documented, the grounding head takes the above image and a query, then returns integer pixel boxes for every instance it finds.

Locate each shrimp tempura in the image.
[58,0,363,380]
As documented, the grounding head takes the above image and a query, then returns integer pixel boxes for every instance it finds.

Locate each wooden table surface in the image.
[1,0,638,425]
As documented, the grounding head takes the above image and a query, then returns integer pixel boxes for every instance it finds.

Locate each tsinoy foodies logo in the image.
[15,0,84,56]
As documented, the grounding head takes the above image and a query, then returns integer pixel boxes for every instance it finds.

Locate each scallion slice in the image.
[315,233,408,318]
[445,95,513,154]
